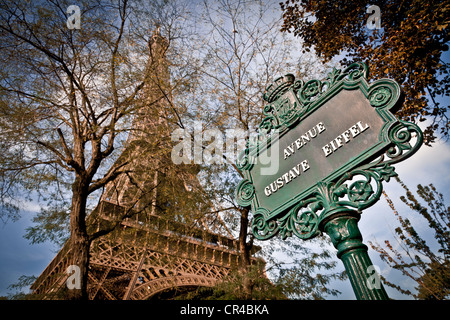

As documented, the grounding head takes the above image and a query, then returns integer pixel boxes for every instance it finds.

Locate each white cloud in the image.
[395,139,450,194]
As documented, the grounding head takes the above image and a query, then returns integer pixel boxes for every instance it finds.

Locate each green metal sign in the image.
[234,62,423,299]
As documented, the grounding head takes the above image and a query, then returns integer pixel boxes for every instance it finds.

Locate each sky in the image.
[0,211,59,297]
[0,0,449,301]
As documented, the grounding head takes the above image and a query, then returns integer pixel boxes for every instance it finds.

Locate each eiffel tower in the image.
[31,29,261,300]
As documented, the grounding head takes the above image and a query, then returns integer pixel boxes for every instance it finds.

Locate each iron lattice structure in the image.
[31,30,261,299]
[31,201,260,300]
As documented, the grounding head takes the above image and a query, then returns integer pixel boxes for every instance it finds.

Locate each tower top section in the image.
[149,26,169,53]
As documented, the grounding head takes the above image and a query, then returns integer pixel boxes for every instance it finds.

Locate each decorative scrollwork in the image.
[278,203,320,240]
[345,63,367,81]
[325,62,368,88]
[252,202,321,241]
[252,208,278,240]
[332,161,396,213]
[235,179,255,207]
[300,79,322,102]
[251,159,399,241]
[241,61,423,243]
[277,97,298,124]
[263,104,274,116]
[256,62,370,139]
[259,116,276,134]
[347,180,374,202]
[293,79,304,90]
[386,120,423,162]
[369,86,392,107]
[236,146,252,171]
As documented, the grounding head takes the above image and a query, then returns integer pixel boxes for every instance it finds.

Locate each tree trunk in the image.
[238,207,253,299]
[67,175,91,300]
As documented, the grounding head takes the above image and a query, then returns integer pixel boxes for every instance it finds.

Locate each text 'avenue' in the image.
[264,120,370,197]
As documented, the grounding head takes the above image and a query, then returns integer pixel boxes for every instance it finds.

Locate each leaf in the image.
[376,164,397,182]
[333,184,348,197]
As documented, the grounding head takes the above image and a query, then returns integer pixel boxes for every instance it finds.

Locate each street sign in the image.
[235,62,423,241]
[234,62,424,300]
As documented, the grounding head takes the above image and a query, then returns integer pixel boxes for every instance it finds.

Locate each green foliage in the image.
[369,178,450,299]
[188,237,348,300]
[274,254,347,299]
[24,207,70,247]
[204,266,285,300]
[6,275,39,300]
[170,257,346,301]
[280,0,449,145]
[264,235,347,300]
[0,0,204,235]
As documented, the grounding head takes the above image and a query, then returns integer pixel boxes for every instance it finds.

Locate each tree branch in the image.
[88,161,130,194]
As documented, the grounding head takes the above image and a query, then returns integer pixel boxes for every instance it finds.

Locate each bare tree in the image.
[191,0,338,299]
[0,0,197,299]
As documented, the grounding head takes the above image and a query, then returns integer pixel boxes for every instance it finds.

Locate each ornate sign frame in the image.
[235,62,423,242]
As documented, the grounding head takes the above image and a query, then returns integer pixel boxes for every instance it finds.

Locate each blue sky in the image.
[0,211,59,297]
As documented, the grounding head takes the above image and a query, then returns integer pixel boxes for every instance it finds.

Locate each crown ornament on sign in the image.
[263,73,295,103]
[259,63,374,138]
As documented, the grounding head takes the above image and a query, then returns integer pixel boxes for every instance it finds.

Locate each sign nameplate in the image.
[235,62,423,240]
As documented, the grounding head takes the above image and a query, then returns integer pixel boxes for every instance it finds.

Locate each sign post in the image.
[235,62,423,300]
